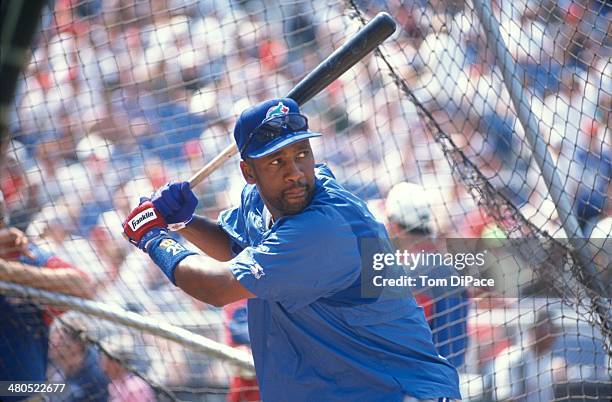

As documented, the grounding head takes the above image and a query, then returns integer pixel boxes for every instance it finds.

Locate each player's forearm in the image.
[174,254,254,306]
[0,259,94,299]
[180,215,234,261]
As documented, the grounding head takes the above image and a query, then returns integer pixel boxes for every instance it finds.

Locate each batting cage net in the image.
[1,0,610,401]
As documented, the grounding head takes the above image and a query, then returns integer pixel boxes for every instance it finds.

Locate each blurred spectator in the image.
[100,335,156,402]
[549,118,611,230]
[0,191,92,398]
[26,138,70,207]
[588,216,611,296]
[195,95,243,209]
[284,2,318,72]
[1,141,40,231]
[223,300,260,402]
[48,316,109,402]
[141,89,207,164]
[409,18,468,113]
[26,202,110,290]
[492,309,567,402]
[539,71,593,154]
[573,146,610,226]
[103,115,152,186]
[385,181,469,368]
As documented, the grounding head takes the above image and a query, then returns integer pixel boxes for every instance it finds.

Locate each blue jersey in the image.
[219,165,461,401]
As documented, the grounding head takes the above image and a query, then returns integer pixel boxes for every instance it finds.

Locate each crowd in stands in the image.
[1,0,609,400]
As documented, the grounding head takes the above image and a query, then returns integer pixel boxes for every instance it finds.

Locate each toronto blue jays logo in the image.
[266,102,290,119]
[249,261,265,279]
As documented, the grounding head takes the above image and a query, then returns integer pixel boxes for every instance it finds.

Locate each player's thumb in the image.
[180,182,197,204]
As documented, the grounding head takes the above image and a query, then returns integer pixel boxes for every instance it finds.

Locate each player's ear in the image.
[240,160,256,184]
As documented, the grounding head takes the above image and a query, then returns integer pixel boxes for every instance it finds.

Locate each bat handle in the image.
[188,143,239,188]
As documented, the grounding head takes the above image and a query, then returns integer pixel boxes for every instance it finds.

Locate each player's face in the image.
[241,140,316,218]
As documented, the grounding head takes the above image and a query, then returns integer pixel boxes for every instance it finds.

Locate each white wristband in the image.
[167,217,193,231]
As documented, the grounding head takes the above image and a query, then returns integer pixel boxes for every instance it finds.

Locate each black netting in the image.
[1,1,609,401]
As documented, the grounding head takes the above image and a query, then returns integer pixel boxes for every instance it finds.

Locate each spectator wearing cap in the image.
[385,181,469,369]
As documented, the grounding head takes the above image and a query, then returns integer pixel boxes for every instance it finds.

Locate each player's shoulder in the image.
[314,163,337,181]
[312,164,375,217]
[310,170,388,241]
[240,183,264,211]
[312,164,350,202]
[273,196,354,243]
[277,202,343,236]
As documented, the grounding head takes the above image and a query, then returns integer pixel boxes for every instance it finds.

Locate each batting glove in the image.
[123,200,196,284]
[123,199,168,251]
[151,182,198,231]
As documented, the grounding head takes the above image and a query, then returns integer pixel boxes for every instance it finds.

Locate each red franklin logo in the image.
[130,209,156,230]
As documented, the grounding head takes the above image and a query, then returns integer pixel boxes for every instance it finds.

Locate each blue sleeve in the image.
[229,210,361,312]
[218,186,254,257]
[315,163,336,180]
[218,207,247,257]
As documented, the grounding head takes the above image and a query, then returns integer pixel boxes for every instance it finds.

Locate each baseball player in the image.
[123,98,461,401]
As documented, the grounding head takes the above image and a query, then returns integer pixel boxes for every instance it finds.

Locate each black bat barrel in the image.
[286,12,397,105]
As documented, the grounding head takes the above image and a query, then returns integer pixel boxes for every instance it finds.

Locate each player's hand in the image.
[151,182,198,231]
[123,199,167,251]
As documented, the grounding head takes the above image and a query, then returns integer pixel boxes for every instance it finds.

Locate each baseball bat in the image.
[188,12,396,188]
